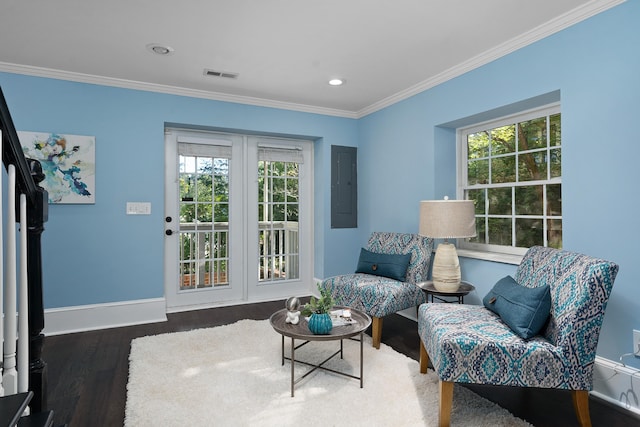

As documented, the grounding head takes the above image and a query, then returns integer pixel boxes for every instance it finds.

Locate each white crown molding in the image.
[0,0,623,120]
[356,0,626,118]
[0,61,358,119]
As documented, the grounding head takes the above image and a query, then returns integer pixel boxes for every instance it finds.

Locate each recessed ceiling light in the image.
[146,43,174,56]
[328,78,345,86]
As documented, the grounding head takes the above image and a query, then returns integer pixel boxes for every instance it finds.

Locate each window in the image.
[458,105,561,255]
[178,142,232,289]
[258,145,303,283]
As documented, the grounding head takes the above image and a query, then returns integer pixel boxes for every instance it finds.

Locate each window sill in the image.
[456,249,523,265]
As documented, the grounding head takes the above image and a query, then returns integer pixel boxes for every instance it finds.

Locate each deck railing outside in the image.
[178,221,299,289]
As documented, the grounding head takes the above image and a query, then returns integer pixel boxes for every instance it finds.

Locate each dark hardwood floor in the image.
[42,300,640,426]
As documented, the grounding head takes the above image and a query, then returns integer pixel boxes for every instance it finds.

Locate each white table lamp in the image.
[419,198,476,292]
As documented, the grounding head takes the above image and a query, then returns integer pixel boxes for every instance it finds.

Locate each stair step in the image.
[0,392,32,427]
[16,411,54,427]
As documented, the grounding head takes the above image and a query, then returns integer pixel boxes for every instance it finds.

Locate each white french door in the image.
[164,129,312,311]
[246,136,313,301]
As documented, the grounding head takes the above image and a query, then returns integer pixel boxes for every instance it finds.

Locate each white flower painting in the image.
[18,131,95,204]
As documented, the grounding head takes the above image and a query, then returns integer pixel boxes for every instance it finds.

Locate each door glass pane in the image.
[258,160,300,282]
[179,153,230,290]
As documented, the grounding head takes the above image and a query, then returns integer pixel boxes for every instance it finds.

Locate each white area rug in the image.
[125,319,531,427]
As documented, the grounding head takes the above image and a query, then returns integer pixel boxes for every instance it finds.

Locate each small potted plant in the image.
[301,283,335,334]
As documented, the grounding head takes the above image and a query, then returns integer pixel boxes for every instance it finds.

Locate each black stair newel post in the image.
[25,158,49,413]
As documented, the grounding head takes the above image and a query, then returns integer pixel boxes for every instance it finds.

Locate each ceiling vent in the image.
[204,69,239,79]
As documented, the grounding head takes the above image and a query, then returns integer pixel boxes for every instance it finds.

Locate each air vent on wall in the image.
[204,69,239,79]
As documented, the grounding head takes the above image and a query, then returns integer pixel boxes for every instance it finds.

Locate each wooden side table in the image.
[417,280,475,304]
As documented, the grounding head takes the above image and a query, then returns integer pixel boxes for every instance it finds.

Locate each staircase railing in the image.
[0,86,49,415]
[1,164,30,397]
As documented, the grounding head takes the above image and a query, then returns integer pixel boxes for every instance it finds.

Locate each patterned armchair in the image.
[418,246,619,427]
[321,232,433,349]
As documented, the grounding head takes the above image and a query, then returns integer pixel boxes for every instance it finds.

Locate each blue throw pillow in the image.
[483,275,551,339]
[355,248,411,282]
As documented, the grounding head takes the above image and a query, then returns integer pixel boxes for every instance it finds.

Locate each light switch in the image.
[126,202,151,215]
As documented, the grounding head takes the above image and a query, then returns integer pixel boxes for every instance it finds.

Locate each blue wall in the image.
[358,1,640,366]
[0,0,638,366]
[0,73,359,307]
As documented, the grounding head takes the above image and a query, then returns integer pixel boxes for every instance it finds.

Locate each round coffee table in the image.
[270,306,372,397]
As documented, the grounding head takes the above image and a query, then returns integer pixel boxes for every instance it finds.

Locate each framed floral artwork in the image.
[18,131,96,204]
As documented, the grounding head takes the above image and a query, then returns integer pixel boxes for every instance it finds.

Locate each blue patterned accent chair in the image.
[321,232,433,349]
[418,246,619,427]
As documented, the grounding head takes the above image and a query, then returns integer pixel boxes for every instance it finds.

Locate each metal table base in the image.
[269,306,371,398]
[281,333,365,397]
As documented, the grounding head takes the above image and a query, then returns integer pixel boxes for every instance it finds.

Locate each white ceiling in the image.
[0,0,621,117]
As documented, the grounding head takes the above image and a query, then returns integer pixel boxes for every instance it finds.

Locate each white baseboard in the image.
[43,298,167,336]
[592,355,640,416]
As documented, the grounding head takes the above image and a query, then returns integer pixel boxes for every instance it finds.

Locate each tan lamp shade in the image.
[419,199,476,292]
[419,200,476,239]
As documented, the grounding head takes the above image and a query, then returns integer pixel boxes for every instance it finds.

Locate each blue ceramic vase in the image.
[308,313,333,334]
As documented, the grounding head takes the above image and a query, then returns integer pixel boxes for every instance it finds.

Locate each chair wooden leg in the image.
[419,339,429,373]
[439,380,454,427]
[572,390,592,427]
[372,316,383,349]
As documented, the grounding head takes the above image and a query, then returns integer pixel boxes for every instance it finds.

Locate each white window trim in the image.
[457,248,523,265]
[456,103,561,257]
